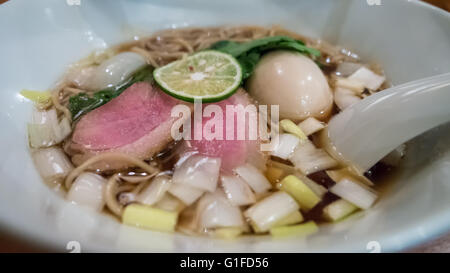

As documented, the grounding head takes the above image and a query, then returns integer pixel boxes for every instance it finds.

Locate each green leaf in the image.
[238,51,261,79]
[210,36,321,79]
[69,66,153,120]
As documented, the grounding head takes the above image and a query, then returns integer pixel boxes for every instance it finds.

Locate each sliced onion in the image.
[220,175,256,206]
[271,133,300,160]
[66,172,106,211]
[168,183,204,205]
[83,52,147,91]
[348,67,386,90]
[155,193,186,212]
[335,77,365,94]
[172,155,221,192]
[136,175,171,206]
[32,147,73,181]
[336,62,362,77]
[289,140,338,175]
[28,109,71,148]
[298,117,325,136]
[326,167,374,187]
[196,190,245,229]
[233,163,272,194]
[69,66,96,88]
[330,178,378,209]
[334,87,362,111]
[244,191,299,232]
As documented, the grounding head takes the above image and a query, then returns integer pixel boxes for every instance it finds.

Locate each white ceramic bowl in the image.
[0,0,449,252]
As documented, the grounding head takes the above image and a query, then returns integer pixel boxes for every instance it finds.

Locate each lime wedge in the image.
[153,50,242,102]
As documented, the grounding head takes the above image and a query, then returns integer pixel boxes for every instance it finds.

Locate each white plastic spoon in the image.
[322,72,450,174]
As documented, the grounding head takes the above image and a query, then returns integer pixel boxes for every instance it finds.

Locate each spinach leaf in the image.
[210,36,321,79]
[68,66,153,120]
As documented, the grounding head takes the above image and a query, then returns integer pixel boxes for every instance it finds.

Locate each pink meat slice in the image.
[183,90,266,173]
[71,82,187,170]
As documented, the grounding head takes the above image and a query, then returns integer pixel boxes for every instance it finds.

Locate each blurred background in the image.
[0,0,448,253]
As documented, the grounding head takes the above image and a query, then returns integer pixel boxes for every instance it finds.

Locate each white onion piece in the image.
[69,66,96,88]
[271,133,300,160]
[289,140,338,175]
[334,87,362,111]
[330,178,378,209]
[233,163,272,194]
[197,190,244,229]
[85,52,147,91]
[326,168,374,187]
[348,67,385,90]
[172,155,221,192]
[155,194,186,212]
[221,175,256,206]
[298,117,325,136]
[28,109,71,148]
[66,172,106,211]
[244,191,299,232]
[32,147,73,181]
[335,77,365,94]
[136,175,171,206]
[168,183,204,205]
[336,62,362,77]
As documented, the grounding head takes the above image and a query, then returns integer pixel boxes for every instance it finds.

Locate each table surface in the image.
[0,0,449,253]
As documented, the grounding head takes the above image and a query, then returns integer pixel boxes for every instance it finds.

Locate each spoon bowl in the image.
[323,72,450,173]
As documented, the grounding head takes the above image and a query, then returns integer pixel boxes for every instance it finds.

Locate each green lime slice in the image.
[153,50,242,102]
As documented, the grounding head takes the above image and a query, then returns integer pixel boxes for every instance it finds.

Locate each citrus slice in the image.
[153,50,242,102]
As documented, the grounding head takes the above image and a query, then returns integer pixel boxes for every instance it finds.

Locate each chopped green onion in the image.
[214,227,243,239]
[280,119,307,140]
[270,221,318,238]
[297,117,325,136]
[289,140,338,175]
[20,89,51,104]
[28,109,72,148]
[329,179,378,210]
[280,175,321,211]
[323,199,358,222]
[251,210,304,233]
[275,210,304,226]
[245,191,299,232]
[122,204,178,233]
[155,193,186,213]
[271,133,300,160]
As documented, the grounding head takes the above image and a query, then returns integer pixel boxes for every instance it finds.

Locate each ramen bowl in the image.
[0,0,449,252]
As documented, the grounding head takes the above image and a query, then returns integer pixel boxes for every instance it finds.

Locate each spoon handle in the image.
[325,72,450,173]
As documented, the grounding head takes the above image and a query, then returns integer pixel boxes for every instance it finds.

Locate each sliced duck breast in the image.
[182,90,267,173]
[71,82,188,170]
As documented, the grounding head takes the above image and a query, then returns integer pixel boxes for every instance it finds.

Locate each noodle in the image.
[64,153,159,189]
[105,174,124,217]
